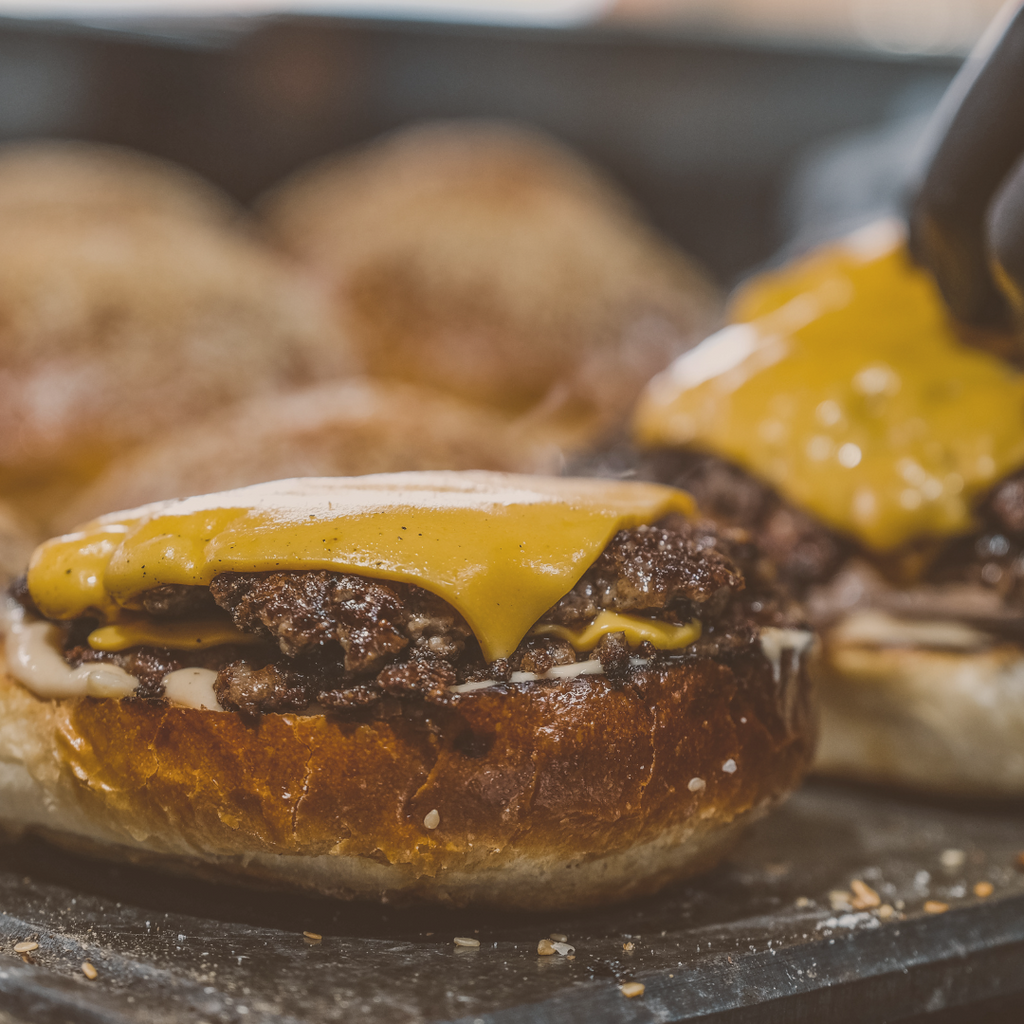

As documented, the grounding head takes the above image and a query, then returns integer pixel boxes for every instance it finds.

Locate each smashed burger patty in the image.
[646,448,1024,634]
[15,517,794,720]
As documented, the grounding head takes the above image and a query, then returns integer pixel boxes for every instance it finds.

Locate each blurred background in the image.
[0,0,1002,574]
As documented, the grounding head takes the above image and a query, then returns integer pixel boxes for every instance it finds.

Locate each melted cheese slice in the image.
[534,611,701,651]
[87,615,263,652]
[27,471,694,663]
[633,221,1024,552]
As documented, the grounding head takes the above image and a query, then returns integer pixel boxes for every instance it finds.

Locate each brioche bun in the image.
[0,140,241,225]
[0,210,347,526]
[0,645,813,909]
[58,379,560,528]
[813,613,1024,797]
[260,120,720,449]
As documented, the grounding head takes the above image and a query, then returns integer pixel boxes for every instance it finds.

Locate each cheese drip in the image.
[533,611,701,651]
[26,472,694,663]
[633,221,1024,552]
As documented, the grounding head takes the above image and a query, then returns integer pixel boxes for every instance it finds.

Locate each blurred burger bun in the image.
[259,120,720,450]
[59,378,560,527]
[0,143,350,526]
[0,139,241,224]
[0,500,36,586]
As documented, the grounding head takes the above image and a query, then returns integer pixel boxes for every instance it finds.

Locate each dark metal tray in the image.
[2,779,1024,1023]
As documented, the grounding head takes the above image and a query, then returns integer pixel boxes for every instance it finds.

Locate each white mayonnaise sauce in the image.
[449,658,605,693]
[759,626,816,683]
[3,600,224,710]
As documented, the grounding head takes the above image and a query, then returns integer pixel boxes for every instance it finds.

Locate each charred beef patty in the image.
[15,519,802,719]
[632,447,1024,634]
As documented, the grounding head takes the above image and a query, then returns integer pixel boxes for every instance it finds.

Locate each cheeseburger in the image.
[633,221,1024,797]
[0,472,812,909]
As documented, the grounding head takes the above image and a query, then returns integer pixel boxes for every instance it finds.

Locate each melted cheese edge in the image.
[26,471,694,663]
[633,221,1024,552]
[533,611,701,651]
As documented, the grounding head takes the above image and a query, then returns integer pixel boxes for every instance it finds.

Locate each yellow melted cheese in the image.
[87,616,263,652]
[633,221,1024,552]
[533,611,701,652]
[27,471,694,663]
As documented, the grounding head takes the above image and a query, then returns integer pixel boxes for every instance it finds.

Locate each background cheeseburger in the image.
[0,471,812,910]
[633,221,1024,798]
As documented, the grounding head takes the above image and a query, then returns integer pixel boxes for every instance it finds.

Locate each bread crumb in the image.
[829,890,853,912]
[13,942,38,954]
[537,939,555,955]
[794,896,812,909]
[549,933,567,942]
[940,849,966,869]
[622,941,635,952]
[620,982,645,998]
[687,777,705,792]
[924,900,949,914]
[302,931,322,944]
[454,937,480,948]
[722,759,737,774]
[973,881,994,898]
[566,954,575,961]
[81,962,98,980]
[423,809,440,830]
[850,879,880,910]
[877,904,896,920]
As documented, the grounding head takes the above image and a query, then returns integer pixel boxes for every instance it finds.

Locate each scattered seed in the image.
[924,900,949,914]
[850,879,881,910]
[877,904,896,920]
[622,941,635,952]
[549,933,568,942]
[974,881,994,898]
[829,890,853,912]
[13,942,38,954]
[687,777,706,792]
[940,848,966,869]
[551,942,574,956]
[722,759,737,774]
[620,982,645,998]
[303,931,322,944]
[423,809,440,830]
[566,955,575,961]
[453,937,480,948]
[537,939,555,955]
[794,896,812,909]
[81,962,98,980]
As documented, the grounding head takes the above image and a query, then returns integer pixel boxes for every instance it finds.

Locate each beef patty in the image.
[16,518,801,719]
[622,446,1024,634]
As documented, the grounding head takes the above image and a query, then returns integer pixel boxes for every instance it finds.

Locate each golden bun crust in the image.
[813,623,1024,796]
[0,648,813,909]
[58,379,560,527]
[0,211,349,525]
[260,120,720,449]
[0,140,240,224]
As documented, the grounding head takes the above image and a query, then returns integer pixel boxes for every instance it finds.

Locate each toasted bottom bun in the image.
[0,647,813,910]
[813,616,1024,797]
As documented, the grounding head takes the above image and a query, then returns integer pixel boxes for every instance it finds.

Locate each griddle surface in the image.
[1,780,1023,1022]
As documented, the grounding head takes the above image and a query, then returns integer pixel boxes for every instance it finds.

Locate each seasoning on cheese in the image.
[533,611,701,651]
[27,472,694,663]
[633,220,1024,552]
